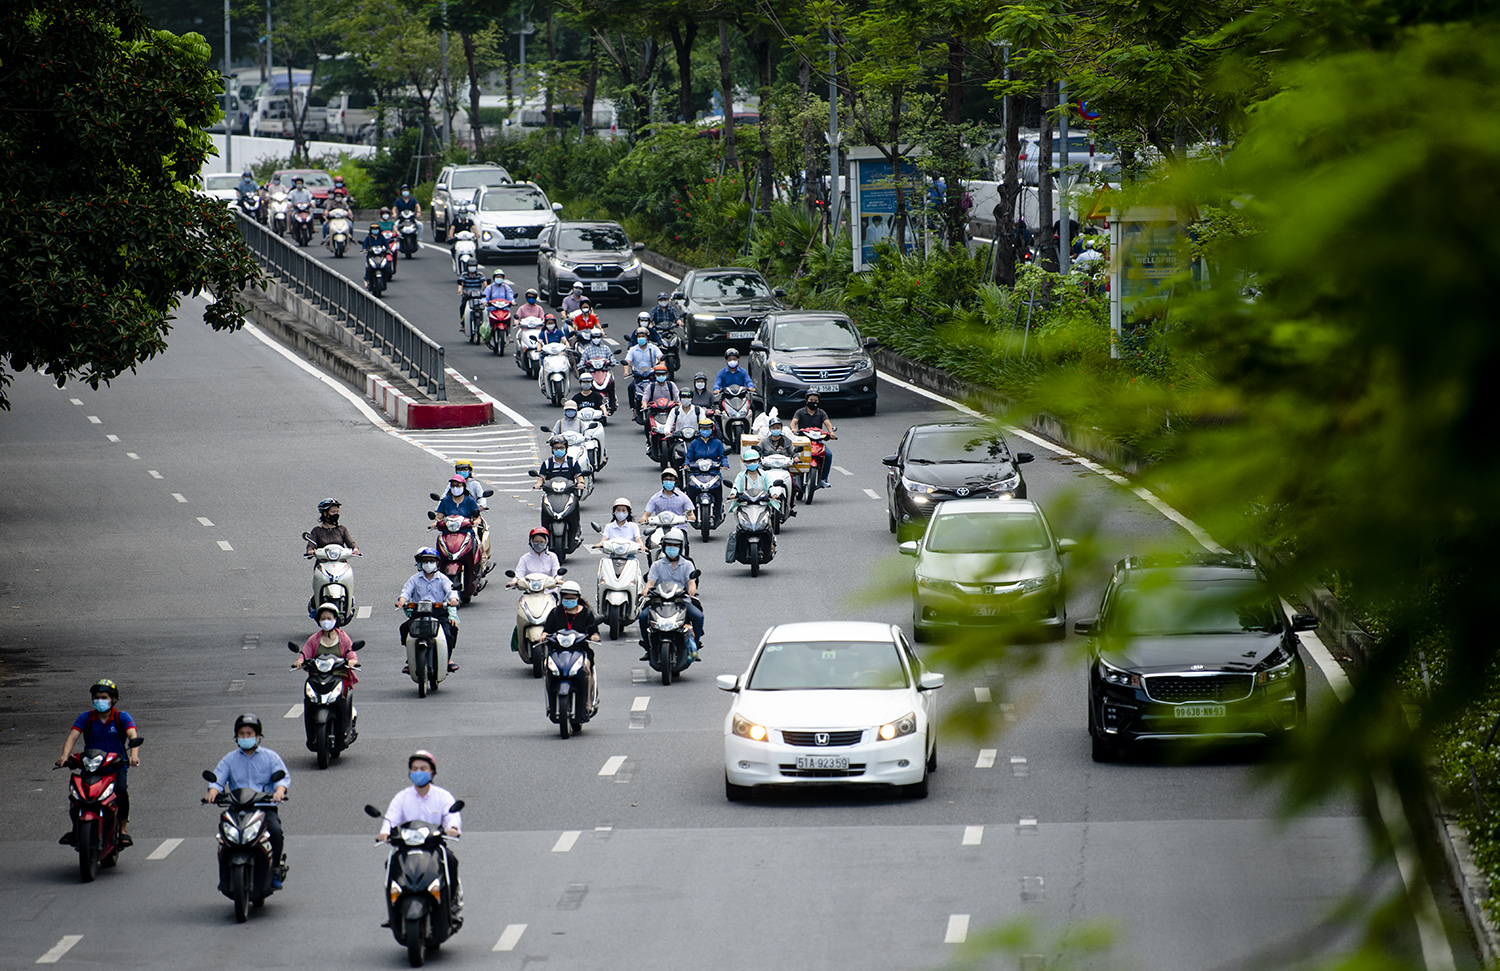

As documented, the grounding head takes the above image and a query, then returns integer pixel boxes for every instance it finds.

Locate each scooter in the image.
[268,189,289,235]
[666,425,696,472]
[717,385,755,450]
[201,767,286,923]
[545,427,595,501]
[239,192,263,223]
[539,340,573,406]
[291,201,314,246]
[685,459,726,542]
[506,570,564,677]
[644,397,677,465]
[727,487,777,577]
[800,427,836,504]
[536,473,582,561]
[383,230,401,278]
[366,246,389,296]
[362,801,465,967]
[303,534,360,625]
[403,601,453,698]
[576,406,608,470]
[397,208,420,257]
[286,641,361,769]
[578,349,617,418]
[545,630,598,738]
[642,574,700,686]
[760,453,797,532]
[657,325,683,378]
[643,511,693,567]
[59,738,143,882]
[515,319,544,379]
[462,288,486,344]
[450,229,476,275]
[426,509,489,603]
[589,526,644,640]
[325,207,352,257]
[487,299,512,355]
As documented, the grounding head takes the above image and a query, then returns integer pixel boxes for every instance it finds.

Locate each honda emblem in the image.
[814,733,830,746]
[984,585,995,595]
[819,370,829,379]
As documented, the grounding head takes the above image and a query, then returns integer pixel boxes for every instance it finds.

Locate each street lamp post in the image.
[1059,81,1070,276]
[224,0,233,173]
[827,28,841,239]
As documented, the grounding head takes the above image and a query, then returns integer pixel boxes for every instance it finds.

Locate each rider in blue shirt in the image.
[204,714,290,887]
[435,476,483,519]
[713,348,755,393]
[684,418,727,467]
[56,679,140,846]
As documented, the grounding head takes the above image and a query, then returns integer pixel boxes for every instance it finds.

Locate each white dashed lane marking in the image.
[833,465,853,476]
[493,924,527,952]
[149,470,163,479]
[146,838,182,860]
[975,749,997,769]
[196,517,214,527]
[357,605,372,619]
[631,696,650,712]
[106,434,119,442]
[552,831,581,853]
[69,398,83,406]
[285,705,303,718]
[87,415,101,424]
[944,915,970,944]
[973,687,992,703]
[217,541,234,551]
[862,488,880,499]
[599,756,627,776]
[962,826,984,846]
[126,453,140,460]
[36,936,83,964]
[172,494,187,503]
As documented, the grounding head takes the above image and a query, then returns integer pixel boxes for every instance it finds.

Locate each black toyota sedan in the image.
[1078,553,1317,762]
[673,268,785,354]
[883,423,1033,539]
[747,312,879,415]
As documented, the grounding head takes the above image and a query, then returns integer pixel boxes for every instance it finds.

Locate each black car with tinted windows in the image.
[1078,553,1317,762]
[883,422,1033,539]
[537,221,646,307]
[673,268,785,354]
[747,312,879,415]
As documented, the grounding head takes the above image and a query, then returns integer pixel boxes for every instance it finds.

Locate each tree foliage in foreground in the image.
[0,0,260,410]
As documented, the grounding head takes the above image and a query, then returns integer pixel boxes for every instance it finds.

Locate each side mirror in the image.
[302,531,314,542]
[1057,538,1078,554]
[881,454,900,467]
[918,672,945,691]
[427,510,437,520]
[1291,613,1319,632]
[527,468,538,477]
[539,245,554,253]
[600,322,608,329]
[671,291,685,301]
[557,568,567,576]
[588,422,601,430]
[898,541,919,557]
[716,674,740,692]
[363,804,382,818]
[351,640,366,650]
[1015,452,1035,464]
[1074,618,1096,637]
[269,769,287,784]
[863,336,879,348]
[538,424,550,432]
[288,640,300,652]
[429,492,442,501]
[482,489,494,498]
[749,340,767,352]
[504,570,517,578]
[449,800,466,813]
[128,736,145,748]
[590,521,602,533]
[551,202,564,212]
[689,569,702,580]
[632,242,645,252]
[202,769,218,783]
[772,287,787,298]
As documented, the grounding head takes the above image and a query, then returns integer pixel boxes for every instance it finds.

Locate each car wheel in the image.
[860,401,877,416]
[630,289,643,307]
[902,767,929,799]
[888,504,898,534]
[926,738,937,773]
[912,622,931,644]
[1090,734,1119,763]
[725,774,751,802]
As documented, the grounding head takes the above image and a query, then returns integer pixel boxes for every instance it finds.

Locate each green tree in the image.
[334,0,445,180]
[433,0,514,155]
[0,0,260,410]
[271,0,341,162]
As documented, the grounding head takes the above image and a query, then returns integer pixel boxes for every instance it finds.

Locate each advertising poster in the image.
[1110,210,1179,339]
[851,156,918,271]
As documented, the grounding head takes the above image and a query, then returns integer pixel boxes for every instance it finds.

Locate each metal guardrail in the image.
[237,214,446,400]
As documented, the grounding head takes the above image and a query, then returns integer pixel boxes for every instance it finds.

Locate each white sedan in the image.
[718,620,944,801]
[199,173,243,203]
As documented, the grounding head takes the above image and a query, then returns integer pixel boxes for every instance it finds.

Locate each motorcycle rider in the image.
[571,298,600,340]
[725,448,780,560]
[262,172,284,204]
[360,222,388,289]
[55,679,139,847]
[294,603,361,693]
[516,288,548,323]
[637,528,704,660]
[376,751,463,925]
[576,376,612,418]
[203,715,289,889]
[713,348,756,396]
[790,391,836,489]
[330,174,352,208]
[539,312,571,348]
[377,206,396,235]
[641,362,680,417]
[648,291,680,332]
[287,175,314,209]
[236,169,259,203]
[685,416,728,464]
[688,371,714,409]
[759,415,799,460]
[593,497,647,554]
[622,327,664,419]
[641,467,696,524]
[665,387,712,439]
[542,579,600,674]
[456,257,487,332]
[453,460,490,559]
[551,400,591,438]
[398,549,462,672]
[482,268,515,306]
[434,474,483,522]
[636,310,664,345]
[391,182,422,219]
[534,434,587,493]
[561,282,586,316]
[306,497,360,557]
[507,527,561,588]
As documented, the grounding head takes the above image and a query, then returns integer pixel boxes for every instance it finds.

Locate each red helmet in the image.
[448,475,467,486]
[529,526,550,542]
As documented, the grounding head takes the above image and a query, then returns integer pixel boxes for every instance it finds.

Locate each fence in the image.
[237,215,445,400]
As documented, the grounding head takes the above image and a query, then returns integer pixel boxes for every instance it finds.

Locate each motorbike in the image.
[644,396,677,465]
[666,425,697,472]
[239,192,263,223]
[800,427,836,504]
[657,325,683,378]
[717,385,755,450]
[760,453,797,532]
[589,527,643,640]
[304,534,359,625]
[383,230,401,277]
[546,630,598,738]
[268,189,289,235]
[366,246,390,296]
[486,299,512,355]
[291,201,314,246]
[325,207,352,257]
[397,208,420,257]
[576,406,608,470]
[728,486,777,577]
[462,287,486,344]
[684,458,726,542]
[642,575,700,686]
[201,767,286,923]
[539,427,596,502]
[59,738,143,882]
[450,229,477,276]
[506,570,564,677]
[643,510,692,567]
[286,642,362,769]
[426,508,489,604]
[362,800,465,967]
[535,473,582,561]
[403,601,453,698]
[539,340,573,406]
[578,348,616,418]
[515,319,544,379]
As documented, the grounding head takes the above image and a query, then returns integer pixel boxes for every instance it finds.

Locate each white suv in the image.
[471,182,562,262]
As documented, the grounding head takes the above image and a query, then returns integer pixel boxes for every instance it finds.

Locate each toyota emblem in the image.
[955,487,970,497]
[814,733,830,746]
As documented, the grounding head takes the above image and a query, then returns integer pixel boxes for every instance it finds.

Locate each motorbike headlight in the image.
[903,479,936,495]
[546,655,561,675]
[305,682,318,700]
[242,817,264,842]
[221,821,241,843]
[319,686,343,704]
[567,656,586,676]
[878,712,918,740]
[732,713,769,742]
[1018,572,1061,593]
[1098,657,1141,688]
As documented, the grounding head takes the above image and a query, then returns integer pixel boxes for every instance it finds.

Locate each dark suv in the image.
[747,312,879,415]
[537,221,645,307]
[883,423,1033,539]
[1078,553,1317,762]
[673,268,784,355]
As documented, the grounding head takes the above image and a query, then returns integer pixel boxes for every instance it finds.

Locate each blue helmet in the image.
[414,547,440,564]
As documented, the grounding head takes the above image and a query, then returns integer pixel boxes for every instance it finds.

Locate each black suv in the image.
[1078,553,1317,762]
[537,221,645,307]
[883,423,1033,539]
[747,311,879,415]
[672,268,784,355]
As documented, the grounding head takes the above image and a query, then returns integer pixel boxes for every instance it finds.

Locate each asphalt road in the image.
[0,239,1468,970]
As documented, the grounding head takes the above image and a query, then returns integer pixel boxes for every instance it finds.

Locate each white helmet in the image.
[636,311,651,323]
[612,496,633,513]
[558,580,583,597]
[663,527,687,545]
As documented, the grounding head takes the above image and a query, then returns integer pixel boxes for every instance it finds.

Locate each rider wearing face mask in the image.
[688,371,714,409]
[725,448,781,561]
[641,362,680,416]
[306,498,360,556]
[594,497,647,553]
[685,415,727,466]
[432,475,484,562]
[397,548,462,671]
[509,526,561,587]
[758,416,798,459]
[377,751,463,925]
[562,281,586,316]
[571,299,600,339]
[638,528,705,660]
[534,434,587,492]
[204,715,289,888]
[622,328,664,419]
[539,312,570,348]
[391,182,422,219]
[648,291,681,332]
[294,604,361,709]
[542,580,600,671]
[642,467,697,524]
[665,388,709,438]
[516,288,547,322]
[56,679,140,846]
[552,399,589,437]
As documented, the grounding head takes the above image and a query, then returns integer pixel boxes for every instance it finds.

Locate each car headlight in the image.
[769,361,797,374]
[853,356,874,374]
[903,479,936,495]
[732,713,769,742]
[694,313,718,322]
[987,474,1020,493]
[1018,572,1061,593]
[916,575,963,595]
[878,712,917,740]
[623,257,641,270]
[1256,647,1298,685]
[1098,657,1141,688]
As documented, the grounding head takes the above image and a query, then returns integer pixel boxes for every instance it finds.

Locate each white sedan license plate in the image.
[728,330,756,339]
[1173,704,1226,718]
[795,755,849,770]
[590,282,609,292]
[809,383,840,394]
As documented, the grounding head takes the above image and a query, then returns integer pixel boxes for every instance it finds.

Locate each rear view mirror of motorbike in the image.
[448,800,465,813]
[269,769,287,783]
[428,510,438,520]
[128,736,145,748]
[504,570,517,578]
[527,469,538,477]
[557,568,567,576]
[288,641,300,652]
[351,640,366,650]
[429,492,442,501]
[482,489,495,497]
[690,569,702,580]
[202,769,217,783]
[302,531,314,542]
[590,522,602,532]
[538,425,550,432]
[364,804,382,818]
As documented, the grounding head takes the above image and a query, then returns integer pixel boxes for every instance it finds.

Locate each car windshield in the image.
[280,171,333,187]
[907,428,1012,464]
[772,316,860,352]
[481,187,549,211]
[925,510,1049,554]
[690,273,771,301]
[1109,578,1283,636]
[204,175,240,190]
[453,169,508,189]
[560,226,629,251]
[747,640,910,690]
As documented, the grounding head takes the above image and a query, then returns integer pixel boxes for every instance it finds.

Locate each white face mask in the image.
[422,561,438,575]
[614,510,628,522]
[319,618,337,631]
[451,485,464,496]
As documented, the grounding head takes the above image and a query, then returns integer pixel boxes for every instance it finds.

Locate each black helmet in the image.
[693,371,708,382]
[400,183,411,190]
[657,291,670,300]
[725,348,740,359]
[317,497,340,513]
[234,713,263,736]
[90,678,119,700]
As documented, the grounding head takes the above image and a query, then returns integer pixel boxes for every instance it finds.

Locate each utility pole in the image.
[826,28,841,239]
[441,0,452,149]
[1058,81,1070,276]
[224,0,233,173]
[265,0,272,85]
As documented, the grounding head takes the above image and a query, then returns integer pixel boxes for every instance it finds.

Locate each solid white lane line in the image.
[833,465,853,476]
[862,488,881,499]
[595,826,612,832]
[36,936,83,964]
[976,749,997,769]
[172,494,187,503]
[962,826,984,846]
[146,838,183,860]
[599,755,627,776]
[217,540,234,551]
[631,696,650,712]
[1376,773,1457,971]
[1284,599,1350,703]
[357,605,372,619]
[106,434,119,443]
[493,924,528,952]
[196,517,214,526]
[944,915,970,944]
[126,452,140,460]
[285,704,303,718]
[552,831,581,853]
[70,398,83,405]
[148,470,163,479]
[974,686,992,703]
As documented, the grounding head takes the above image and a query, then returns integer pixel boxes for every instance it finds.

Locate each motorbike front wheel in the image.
[608,605,623,641]
[77,820,97,883]
[560,698,572,738]
[415,648,428,698]
[407,914,426,967]
[231,863,250,923]
[316,720,330,769]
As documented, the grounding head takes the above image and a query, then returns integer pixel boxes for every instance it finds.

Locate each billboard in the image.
[1109,208,1179,357]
